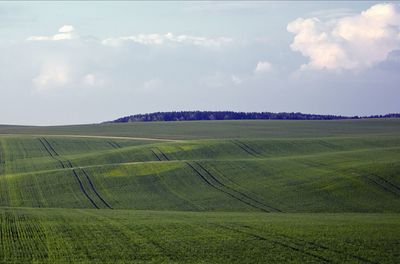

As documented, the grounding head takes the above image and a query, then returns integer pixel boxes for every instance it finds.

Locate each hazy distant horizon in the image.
[1,1,400,125]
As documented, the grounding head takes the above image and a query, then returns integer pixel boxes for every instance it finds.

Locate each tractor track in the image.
[156,148,169,161]
[150,148,169,161]
[65,160,73,168]
[371,174,400,193]
[150,150,162,161]
[186,162,274,213]
[81,168,113,209]
[215,224,332,263]
[232,141,256,157]
[41,138,60,156]
[72,169,99,209]
[38,138,65,169]
[273,232,377,264]
[112,141,121,148]
[108,141,121,149]
[237,140,262,155]
[365,175,400,197]
[232,140,260,157]
[40,137,75,170]
[194,162,281,212]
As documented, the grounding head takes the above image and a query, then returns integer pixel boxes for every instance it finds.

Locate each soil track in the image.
[38,138,65,169]
[186,162,274,213]
[41,138,60,156]
[107,141,122,149]
[237,141,262,155]
[195,162,281,212]
[72,169,99,209]
[232,140,259,157]
[156,148,169,161]
[273,232,377,264]
[216,224,332,263]
[365,174,400,197]
[81,168,113,209]
[150,150,162,161]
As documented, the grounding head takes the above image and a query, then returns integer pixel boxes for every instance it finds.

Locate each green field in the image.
[0,119,399,263]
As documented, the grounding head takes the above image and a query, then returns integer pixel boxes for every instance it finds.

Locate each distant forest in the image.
[108,111,400,123]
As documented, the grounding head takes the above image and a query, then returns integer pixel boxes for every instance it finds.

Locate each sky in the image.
[1,1,400,125]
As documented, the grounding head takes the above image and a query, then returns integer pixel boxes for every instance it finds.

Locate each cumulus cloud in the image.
[27,25,76,41]
[27,25,232,49]
[287,3,400,70]
[102,32,232,48]
[254,61,272,73]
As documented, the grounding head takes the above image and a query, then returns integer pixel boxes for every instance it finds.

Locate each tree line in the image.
[108,111,400,123]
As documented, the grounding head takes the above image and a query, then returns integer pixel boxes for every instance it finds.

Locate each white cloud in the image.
[254,61,272,73]
[287,3,400,70]
[102,32,232,48]
[58,25,74,33]
[231,75,242,85]
[83,74,104,87]
[32,63,69,91]
[27,25,77,41]
[27,26,232,49]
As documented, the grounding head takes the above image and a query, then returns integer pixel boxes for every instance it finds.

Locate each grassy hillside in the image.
[1,118,400,139]
[1,208,399,263]
[0,133,399,212]
[0,120,399,263]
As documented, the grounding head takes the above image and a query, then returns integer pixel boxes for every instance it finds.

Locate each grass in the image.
[0,208,399,263]
[0,119,399,262]
[1,118,400,139]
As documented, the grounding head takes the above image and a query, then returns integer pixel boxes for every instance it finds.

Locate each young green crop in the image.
[0,119,399,263]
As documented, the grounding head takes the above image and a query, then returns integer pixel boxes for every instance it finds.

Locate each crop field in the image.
[0,119,399,263]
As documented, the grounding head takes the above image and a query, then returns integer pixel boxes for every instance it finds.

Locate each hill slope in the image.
[0,120,399,263]
[1,118,400,139]
[0,133,399,212]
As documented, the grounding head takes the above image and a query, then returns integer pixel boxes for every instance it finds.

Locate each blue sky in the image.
[1,1,399,125]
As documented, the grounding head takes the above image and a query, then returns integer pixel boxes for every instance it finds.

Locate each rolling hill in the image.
[0,119,399,263]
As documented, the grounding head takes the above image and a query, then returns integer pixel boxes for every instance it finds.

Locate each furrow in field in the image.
[81,168,113,209]
[112,141,121,148]
[0,140,4,165]
[131,225,177,261]
[80,210,172,262]
[156,148,169,161]
[41,138,60,156]
[232,140,259,157]
[2,211,47,261]
[42,137,75,169]
[65,160,73,168]
[237,140,262,155]
[365,175,400,197]
[371,174,400,193]
[195,162,281,212]
[216,224,332,263]
[186,162,271,212]
[38,138,65,169]
[150,150,162,161]
[107,141,121,149]
[273,232,377,264]
[0,140,8,202]
[71,169,99,209]
[37,138,55,158]
[150,148,169,161]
